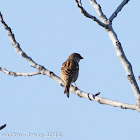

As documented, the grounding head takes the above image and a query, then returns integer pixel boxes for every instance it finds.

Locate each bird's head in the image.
[68,53,83,63]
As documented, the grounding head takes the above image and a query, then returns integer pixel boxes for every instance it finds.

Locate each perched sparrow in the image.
[61,53,83,98]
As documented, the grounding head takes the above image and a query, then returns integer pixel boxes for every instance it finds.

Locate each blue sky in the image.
[0,0,140,140]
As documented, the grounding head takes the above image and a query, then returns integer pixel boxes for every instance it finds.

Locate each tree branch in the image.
[70,87,136,110]
[109,0,130,23]
[89,0,108,24]
[75,0,107,28]
[0,124,6,130]
[0,67,41,76]
[0,12,139,111]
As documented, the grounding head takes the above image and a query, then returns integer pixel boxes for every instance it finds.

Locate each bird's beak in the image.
[81,56,84,59]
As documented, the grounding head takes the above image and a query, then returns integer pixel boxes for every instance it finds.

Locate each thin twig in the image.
[0,67,41,76]
[109,0,130,23]
[75,0,107,28]
[0,124,6,130]
[89,0,108,24]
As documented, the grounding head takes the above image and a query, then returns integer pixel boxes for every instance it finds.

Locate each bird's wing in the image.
[61,59,79,79]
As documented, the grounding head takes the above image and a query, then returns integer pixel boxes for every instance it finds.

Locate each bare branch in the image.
[89,0,108,24]
[107,27,140,108]
[0,12,139,111]
[75,0,107,28]
[0,12,40,70]
[0,67,41,76]
[109,0,130,23]
[0,124,6,130]
[70,86,136,110]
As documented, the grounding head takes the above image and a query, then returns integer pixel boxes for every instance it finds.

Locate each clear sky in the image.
[0,0,140,140]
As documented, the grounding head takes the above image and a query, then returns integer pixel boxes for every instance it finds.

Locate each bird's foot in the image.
[74,85,78,90]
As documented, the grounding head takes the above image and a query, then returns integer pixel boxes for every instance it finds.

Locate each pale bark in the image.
[109,0,130,22]
[75,0,107,28]
[0,67,40,76]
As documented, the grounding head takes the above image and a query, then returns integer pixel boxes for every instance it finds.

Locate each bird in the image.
[61,53,83,98]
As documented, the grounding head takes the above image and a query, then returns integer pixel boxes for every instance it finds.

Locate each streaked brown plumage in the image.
[61,53,83,98]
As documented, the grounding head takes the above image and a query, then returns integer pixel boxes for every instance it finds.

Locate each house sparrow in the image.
[61,53,83,98]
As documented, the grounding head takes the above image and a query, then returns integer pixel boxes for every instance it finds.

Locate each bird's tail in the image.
[64,84,70,98]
